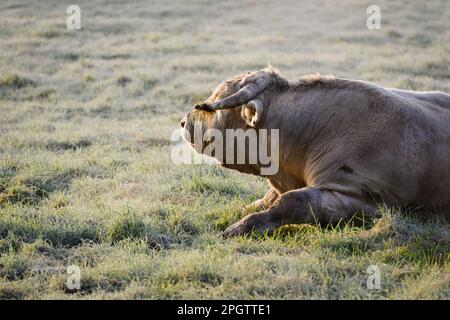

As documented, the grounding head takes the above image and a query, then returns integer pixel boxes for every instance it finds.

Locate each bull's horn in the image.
[196,72,270,111]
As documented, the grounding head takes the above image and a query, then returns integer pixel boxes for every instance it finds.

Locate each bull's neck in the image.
[261,87,315,184]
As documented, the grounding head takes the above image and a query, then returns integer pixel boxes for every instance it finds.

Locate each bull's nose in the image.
[180,119,186,128]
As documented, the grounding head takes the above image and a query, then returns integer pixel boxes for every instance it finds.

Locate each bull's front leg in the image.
[243,188,280,213]
[223,187,378,237]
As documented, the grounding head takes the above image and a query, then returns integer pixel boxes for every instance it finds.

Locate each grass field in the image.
[0,0,449,299]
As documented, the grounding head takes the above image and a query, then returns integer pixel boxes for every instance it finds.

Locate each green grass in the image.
[0,0,449,299]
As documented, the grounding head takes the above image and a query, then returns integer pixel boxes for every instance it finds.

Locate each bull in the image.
[180,66,450,236]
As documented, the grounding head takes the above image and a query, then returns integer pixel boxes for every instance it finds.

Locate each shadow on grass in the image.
[0,168,95,206]
[234,208,449,267]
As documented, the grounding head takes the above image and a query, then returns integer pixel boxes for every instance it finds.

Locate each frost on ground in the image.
[0,0,449,299]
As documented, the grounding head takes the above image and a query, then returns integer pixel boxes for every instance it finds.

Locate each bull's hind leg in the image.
[243,188,280,213]
[223,187,378,237]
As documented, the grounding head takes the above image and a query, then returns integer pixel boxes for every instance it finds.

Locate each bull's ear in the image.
[241,99,263,127]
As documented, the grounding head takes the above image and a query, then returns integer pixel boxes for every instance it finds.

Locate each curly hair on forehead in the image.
[207,65,287,103]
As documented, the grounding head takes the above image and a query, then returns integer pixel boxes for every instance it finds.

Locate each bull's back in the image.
[390,88,450,110]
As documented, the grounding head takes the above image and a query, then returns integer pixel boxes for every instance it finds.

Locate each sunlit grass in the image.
[0,0,449,299]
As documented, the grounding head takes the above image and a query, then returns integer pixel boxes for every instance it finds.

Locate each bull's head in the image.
[180,67,281,174]
[181,68,274,140]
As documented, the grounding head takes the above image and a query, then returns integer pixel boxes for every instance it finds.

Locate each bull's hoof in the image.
[242,199,267,214]
[242,203,259,214]
[223,222,247,237]
[222,212,276,237]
